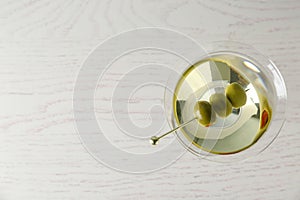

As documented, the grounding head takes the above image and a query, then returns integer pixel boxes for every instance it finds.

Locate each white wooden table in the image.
[0,1,299,199]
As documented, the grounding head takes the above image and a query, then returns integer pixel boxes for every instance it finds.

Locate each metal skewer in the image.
[150,84,249,145]
[150,117,197,145]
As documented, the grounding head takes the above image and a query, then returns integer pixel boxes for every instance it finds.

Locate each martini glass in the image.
[153,41,287,162]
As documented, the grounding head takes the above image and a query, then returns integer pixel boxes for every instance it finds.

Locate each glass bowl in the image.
[164,41,287,162]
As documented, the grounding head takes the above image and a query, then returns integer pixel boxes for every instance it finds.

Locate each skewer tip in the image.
[150,136,159,145]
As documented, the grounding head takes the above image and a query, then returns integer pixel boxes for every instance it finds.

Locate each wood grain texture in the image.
[0,0,299,199]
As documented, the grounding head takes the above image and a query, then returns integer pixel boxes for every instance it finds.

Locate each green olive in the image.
[226,82,247,108]
[209,93,232,117]
[194,101,216,127]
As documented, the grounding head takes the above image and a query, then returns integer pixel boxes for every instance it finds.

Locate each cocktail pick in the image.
[150,117,197,145]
